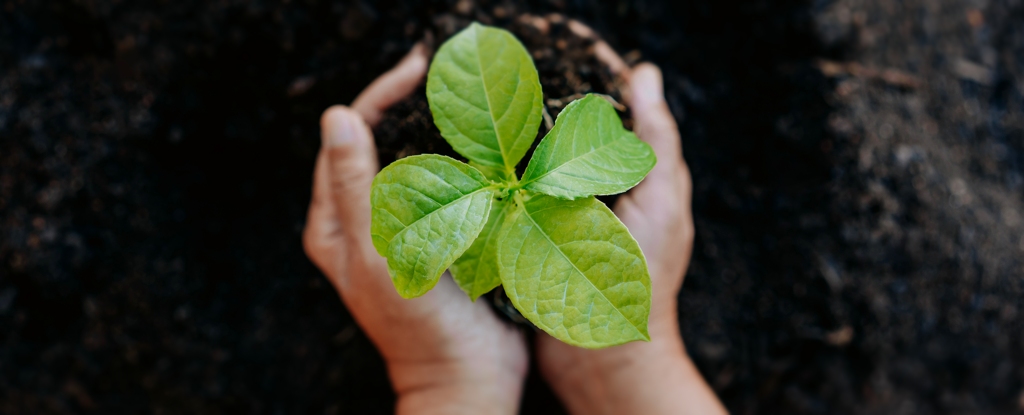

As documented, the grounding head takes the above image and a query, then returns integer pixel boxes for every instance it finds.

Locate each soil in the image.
[2,0,1023,414]
[373,11,626,172]
[372,10,628,325]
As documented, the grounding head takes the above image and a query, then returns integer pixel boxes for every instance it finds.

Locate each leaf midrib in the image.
[470,202,508,294]
[383,186,494,249]
[473,25,511,173]
[415,192,477,285]
[518,201,645,339]
[521,132,633,189]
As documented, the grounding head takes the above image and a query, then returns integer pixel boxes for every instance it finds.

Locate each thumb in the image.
[620,63,693,242]
[629,63,682,172]
[627,64,688,205]
[320,105,380,249]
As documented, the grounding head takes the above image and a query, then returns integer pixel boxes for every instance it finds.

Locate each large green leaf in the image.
[370,155,494,298]
[520,94,656,199]
[497,194,651,348]
[450,199,512,300]
[426,22,543,174]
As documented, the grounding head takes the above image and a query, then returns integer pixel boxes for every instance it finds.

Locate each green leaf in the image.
[370,155,494,298]
[469,161,509,183]
[497,194,651,348]
[520,94,656,199]
[450,199,512,300]
[427,22,544,174]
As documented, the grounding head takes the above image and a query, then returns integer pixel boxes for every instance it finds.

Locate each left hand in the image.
[302,43,528,415]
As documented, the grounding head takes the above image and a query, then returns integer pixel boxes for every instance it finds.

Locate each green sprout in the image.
[369,23,657,348]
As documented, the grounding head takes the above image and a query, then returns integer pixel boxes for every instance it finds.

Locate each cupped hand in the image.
[535,23,727,415]
[302,44,527,415]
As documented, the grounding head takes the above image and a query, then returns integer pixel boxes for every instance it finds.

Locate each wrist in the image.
[541,332,687,411]
[539,310,725,415]
[389,358,524,415]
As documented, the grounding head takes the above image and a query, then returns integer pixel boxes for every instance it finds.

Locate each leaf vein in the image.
[521,203,645,338]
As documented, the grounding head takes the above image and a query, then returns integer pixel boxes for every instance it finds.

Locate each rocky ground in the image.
[1,0,1022,414]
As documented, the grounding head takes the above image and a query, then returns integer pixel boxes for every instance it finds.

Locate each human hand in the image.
[535,23,727,415]
[302,44,528,415]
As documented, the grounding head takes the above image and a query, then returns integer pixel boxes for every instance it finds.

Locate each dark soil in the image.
[373,10,628,327]
[373,10,625,172]
[2,0,1023,414]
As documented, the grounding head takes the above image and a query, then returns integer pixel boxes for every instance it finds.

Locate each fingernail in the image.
[323,109,356,148]
[631,66,665,105]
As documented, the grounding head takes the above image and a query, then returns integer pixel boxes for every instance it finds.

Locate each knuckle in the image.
[648,107,679,132]
[677,167,693,194]
[680,218,695,245]
[302,227,349,281]
[678,160,692,176]
[301,225,323,260]
[302,224,334,262]
[326,148,376,191]
[637,115,679,144]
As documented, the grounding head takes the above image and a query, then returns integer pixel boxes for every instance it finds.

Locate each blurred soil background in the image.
[2,0,1023,414]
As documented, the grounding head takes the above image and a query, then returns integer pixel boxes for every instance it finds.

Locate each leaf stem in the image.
[512,188,526,207]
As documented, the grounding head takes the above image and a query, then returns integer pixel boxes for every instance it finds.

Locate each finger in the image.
[628,64,682,170]
[614,65,695,287]
[567,19,630,77]
[321,106,380,259]
[623,64,692,223]
[594,40,630,77]
[351,42,430,127]
[303,147,345,272]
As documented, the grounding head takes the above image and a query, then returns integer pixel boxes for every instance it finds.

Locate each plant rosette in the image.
[370,22,656,349]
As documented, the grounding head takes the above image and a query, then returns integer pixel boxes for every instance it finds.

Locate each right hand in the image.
[535,23,727,414]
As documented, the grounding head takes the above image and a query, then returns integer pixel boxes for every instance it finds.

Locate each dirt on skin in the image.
[1,0,1023,414]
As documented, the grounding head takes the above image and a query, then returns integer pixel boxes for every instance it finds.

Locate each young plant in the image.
[370,23,657,348]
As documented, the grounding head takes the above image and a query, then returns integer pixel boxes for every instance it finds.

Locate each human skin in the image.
[302,31,726,414]
[534,31,727,414]
[303,43,527,415]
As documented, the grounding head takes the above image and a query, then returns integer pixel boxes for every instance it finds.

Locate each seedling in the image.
[370,23,656,348]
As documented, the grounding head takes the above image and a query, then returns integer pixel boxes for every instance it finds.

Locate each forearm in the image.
[544,322,726,415]
[390,360,524,415]
[395,382,520,415]
[559,350,724,415]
